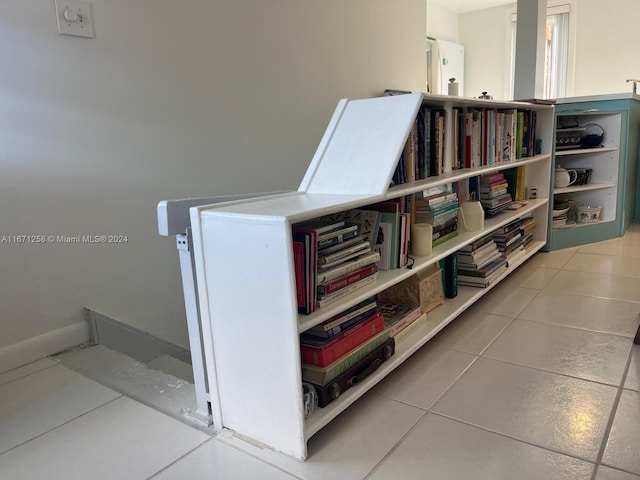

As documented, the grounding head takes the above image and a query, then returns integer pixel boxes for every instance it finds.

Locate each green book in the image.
[301,329,390,386]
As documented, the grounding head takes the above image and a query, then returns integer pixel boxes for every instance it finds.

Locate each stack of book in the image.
[300,299,393,406]
[293,219,380,314]
[492,218,527,266]
[414,190,459,247]
[378,301,424,340]
[456,233,507,288]
[520,215,537,249]
[479,172,512,216]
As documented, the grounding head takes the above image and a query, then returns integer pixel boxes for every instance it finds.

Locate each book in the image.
[432,230,458,247]
[305,298,377,336]
[443,252,458,298]
[317,223,359,249]
[393,312,427,343]
[292,229,317,315]
[319,246,375,271]
[317,264,378,295]
[295,220,345,235]
[316,251,380,284]
[458,257,508,278]
[457,249,502,271]
[459,232,495,252]
[320,209,382,251]
[301,329,391,385]
[456,242,498,264]
[299,311,385,366]
[458,263,508,288]
[317,240,370,265]
[379,302,422,337]
[316,273,378,308]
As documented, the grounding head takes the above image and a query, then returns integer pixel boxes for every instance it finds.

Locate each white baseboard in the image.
[0,322,90,375]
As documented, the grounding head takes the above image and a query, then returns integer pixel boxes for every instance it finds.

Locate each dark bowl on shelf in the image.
[581,123,605,147]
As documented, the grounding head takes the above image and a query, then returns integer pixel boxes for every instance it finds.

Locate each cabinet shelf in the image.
[556,146,618,156]
[386,155,551,199]
[553,182,617,195]
[547,107,626,251]
[305,239,545,438]
[552,219,614,230]
[297,198,548,333]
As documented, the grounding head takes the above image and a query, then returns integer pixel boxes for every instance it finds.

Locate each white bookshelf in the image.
[189,93,553,459]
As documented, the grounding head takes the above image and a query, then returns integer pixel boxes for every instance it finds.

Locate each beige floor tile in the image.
[0,365,121,454]
[0,358,58,387]
[527,247,578,268]
[152,439,297,480]
[432,358,617,461]
[484,319,632,386]
[217,393,424,480]
[371,342,476,409]
[518,290,640,337]
[544,270,640,304]
[596,466,640,480]
[625,346,640,391]
[500,265,560,289]
[367,413,594,480]
[428,310,512,355]
[602,389,640,475]
[471,286,540,318]
[0,397,209,480]
[564,253,640,278]
[578,238,640,259]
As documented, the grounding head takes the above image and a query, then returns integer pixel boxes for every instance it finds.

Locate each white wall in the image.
[427,2,459,42]
[572,0,640,96]
[459,4,512,100]
[0,0,427,350]
[460,0,640,100]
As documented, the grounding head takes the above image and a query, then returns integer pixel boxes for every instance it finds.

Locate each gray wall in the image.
[0,0,427,349]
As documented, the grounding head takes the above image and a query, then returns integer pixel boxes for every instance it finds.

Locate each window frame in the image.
[503,1,577,100]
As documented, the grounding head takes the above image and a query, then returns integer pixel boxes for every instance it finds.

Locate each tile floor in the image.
[1,227,640,479]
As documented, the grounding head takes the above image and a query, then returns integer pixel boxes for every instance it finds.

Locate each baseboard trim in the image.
[0,322,90,375]
[86,309,191,365]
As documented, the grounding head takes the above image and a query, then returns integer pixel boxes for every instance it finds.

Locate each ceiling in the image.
[428,0,514,14]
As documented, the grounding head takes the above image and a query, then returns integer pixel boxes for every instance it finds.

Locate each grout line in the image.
[428,411,598,467]
[474,354,627,390]
[146,438,215,479]
[363,410,428,480]
[0,359,60,389]
[0,394,123,457]
[515,315,640,340]
[590,340,637,480]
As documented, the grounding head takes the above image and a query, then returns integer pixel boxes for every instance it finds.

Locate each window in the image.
[508,3,574,99]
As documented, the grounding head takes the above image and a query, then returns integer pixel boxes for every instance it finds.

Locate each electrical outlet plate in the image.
[55,0,94,38]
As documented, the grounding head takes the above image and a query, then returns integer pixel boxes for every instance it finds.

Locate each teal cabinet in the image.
[546,96,640,251]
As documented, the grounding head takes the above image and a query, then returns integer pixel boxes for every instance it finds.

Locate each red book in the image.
[481,173,505,184]
[318,264,378,296]
[300,312,385,366]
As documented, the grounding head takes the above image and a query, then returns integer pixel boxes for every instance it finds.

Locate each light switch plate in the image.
[55,0,94,38]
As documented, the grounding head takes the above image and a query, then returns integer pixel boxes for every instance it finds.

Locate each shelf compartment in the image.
[387,155,551,199]
[553,182,617,195]
[556,146,618,156]
[304,240,545,439]
[552,218,615,230]
[297,198,549,333]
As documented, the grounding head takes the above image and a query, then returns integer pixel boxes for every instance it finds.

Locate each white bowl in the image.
[553,206,570,217]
